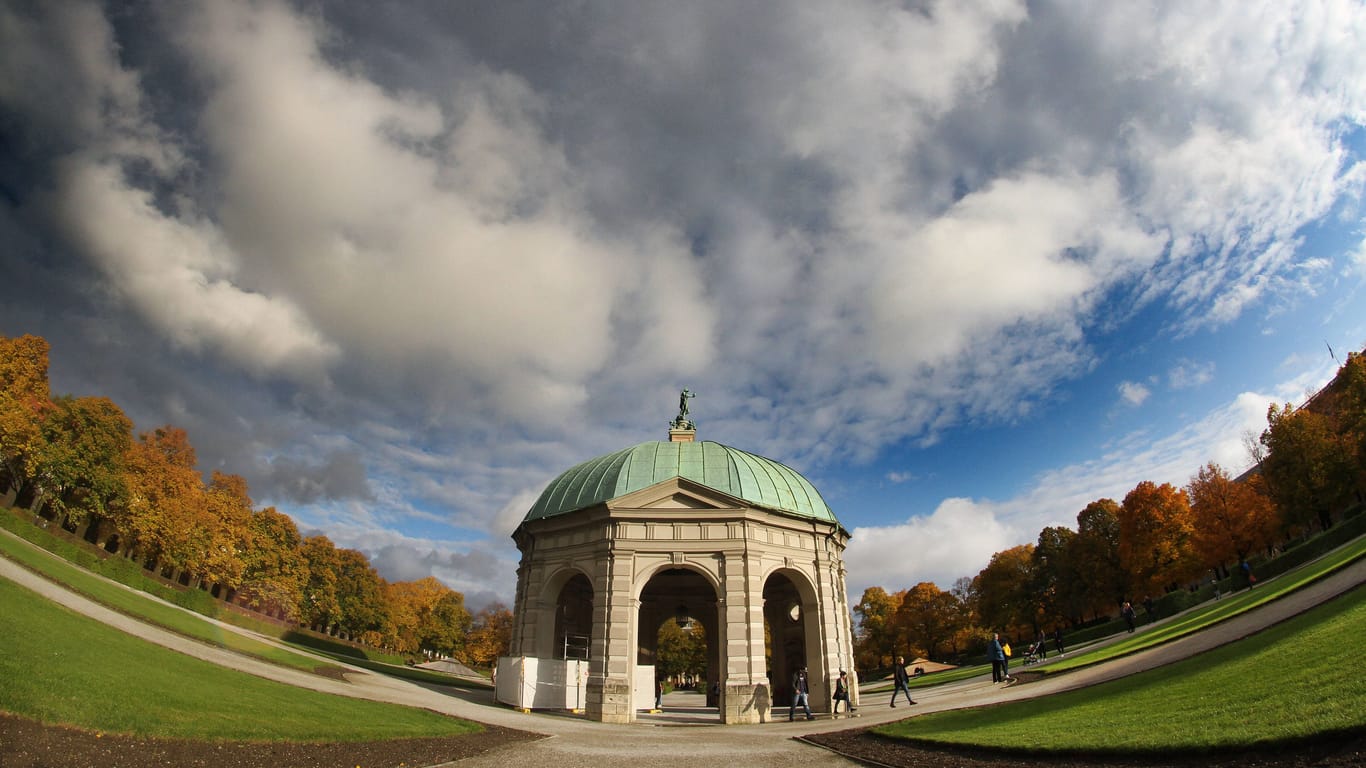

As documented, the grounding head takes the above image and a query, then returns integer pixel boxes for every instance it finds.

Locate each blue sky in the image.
[1,1,1363,610]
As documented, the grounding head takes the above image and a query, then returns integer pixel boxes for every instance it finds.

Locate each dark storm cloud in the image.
[259,450,374,504]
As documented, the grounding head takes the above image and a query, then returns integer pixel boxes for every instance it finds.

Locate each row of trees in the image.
[0,334,510,665]
[855,350,1366,668]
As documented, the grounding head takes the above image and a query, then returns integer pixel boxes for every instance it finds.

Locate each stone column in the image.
[720,547,768,723]
[586,550,635,723]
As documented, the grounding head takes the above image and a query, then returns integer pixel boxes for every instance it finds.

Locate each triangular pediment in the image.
[639,492,719,509]
[607,477,744,512]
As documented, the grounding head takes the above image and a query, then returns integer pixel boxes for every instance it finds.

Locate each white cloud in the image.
[1118,380,1151,407]
[58,160,340,381]
[1168,359,1216,389]
[1351,237,1366,278]
[847,498,1017,596]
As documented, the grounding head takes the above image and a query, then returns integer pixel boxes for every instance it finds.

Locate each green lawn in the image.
[0,576,479,741]
[0,527,345,678]
[875,584,1366,754]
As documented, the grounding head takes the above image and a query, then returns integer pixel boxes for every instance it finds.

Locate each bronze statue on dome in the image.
[672,389,696,429]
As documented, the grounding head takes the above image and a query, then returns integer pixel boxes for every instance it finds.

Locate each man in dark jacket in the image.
[890,655,917,706]
[789,666,813,721]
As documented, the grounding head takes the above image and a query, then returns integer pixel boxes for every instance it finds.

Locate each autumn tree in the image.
[119,427,208,578]
[429,590,473,657]
[656,618,707,683]
[972,544,1034,635]
[948,576,984,657]
[853,586,898,670]
[334,547,389,641]
[189,471,253,591]
[1260,402,1355,533]
[383,577,471,655]
[1337,353,1366,490]
[1069,499,1125,615]
[891,582,960,660]
[0,334,52,502]
[1187,462,1277,571]
[237,506,308,620]
[299,535,342,631]
[29,396,132,530]
[1117,481,1198,598]
[1032,525,1083,627]
[463,603,513,668]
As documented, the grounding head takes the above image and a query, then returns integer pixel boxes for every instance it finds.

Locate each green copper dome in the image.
[524,440,839,525]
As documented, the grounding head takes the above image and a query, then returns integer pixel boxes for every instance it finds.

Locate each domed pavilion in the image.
[496,396,856,724]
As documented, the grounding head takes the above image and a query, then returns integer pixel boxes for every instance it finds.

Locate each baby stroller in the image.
[1021,640,1045,665]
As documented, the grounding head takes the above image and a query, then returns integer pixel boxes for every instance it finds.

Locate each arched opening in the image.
[553,573,594,660]
[637,567,720,720]
[763,571,812,710]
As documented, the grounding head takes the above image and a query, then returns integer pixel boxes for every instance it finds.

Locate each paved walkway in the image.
[2,528,1363,767]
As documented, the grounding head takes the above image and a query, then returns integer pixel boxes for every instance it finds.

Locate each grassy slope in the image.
[0,525,344,677]
[0,576,479,741]
[875,584,1365,753]
[865,535,1366,694]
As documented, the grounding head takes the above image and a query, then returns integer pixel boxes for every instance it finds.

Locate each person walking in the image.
[789,666,813,721]
[889,655,917,706]
[832,670,855,715]
[1053,627,1066,656]
[988,634,1012,683]
[1121,601,1136,632]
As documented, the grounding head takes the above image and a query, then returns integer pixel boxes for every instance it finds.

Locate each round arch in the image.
[635,566,723,717]
[535,567,594,661]
[762,568,822,707]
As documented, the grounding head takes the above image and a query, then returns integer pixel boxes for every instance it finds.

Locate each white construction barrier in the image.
[495,656,590,711]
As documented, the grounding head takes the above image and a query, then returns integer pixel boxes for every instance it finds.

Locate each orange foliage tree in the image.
[383,576,472,655]
[1187,462,1277,571]
[891,581,962,660]
[119,426,208,578]
[464,603,513,668]
[1259,402,1355,534]
[853,586,899,670]
[0,334,52,501]
[1117,481,1198,598]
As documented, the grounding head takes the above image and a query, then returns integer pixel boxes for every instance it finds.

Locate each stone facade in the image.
[507,475,856,723]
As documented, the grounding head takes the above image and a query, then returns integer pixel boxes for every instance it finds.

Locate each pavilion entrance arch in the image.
[636,566,722,718]
[763,567,823,708]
